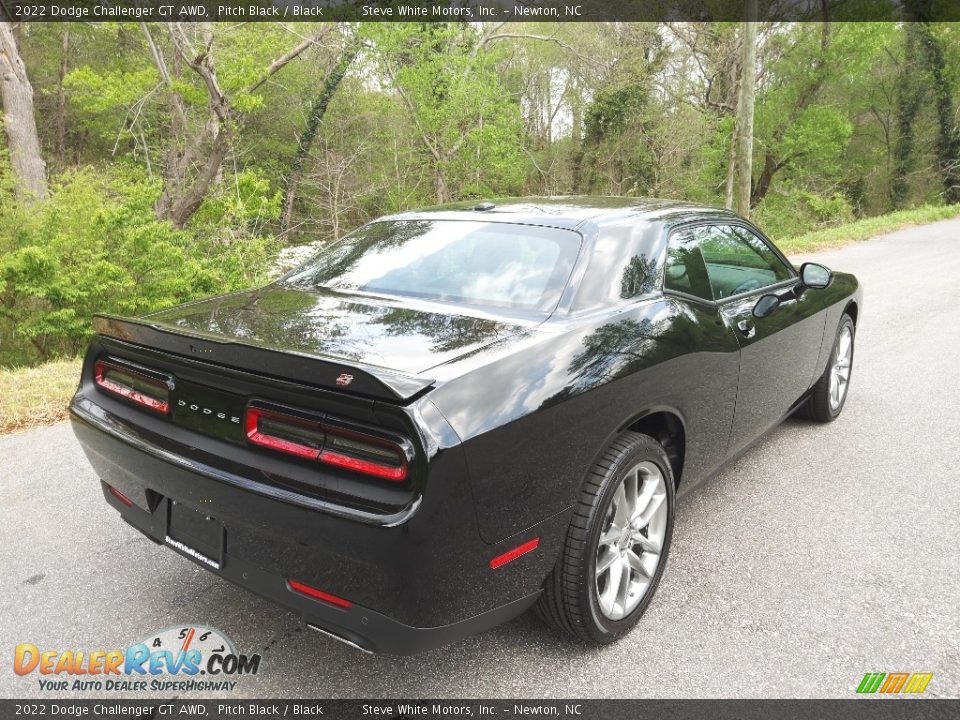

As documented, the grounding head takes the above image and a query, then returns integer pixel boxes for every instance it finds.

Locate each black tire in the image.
[798,313,855,423]
[536,432,675,644]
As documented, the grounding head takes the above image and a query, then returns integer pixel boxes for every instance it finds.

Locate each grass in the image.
[778,203,960,254]
[0,358,81,436]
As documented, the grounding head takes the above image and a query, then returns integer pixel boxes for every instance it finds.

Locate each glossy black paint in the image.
[70,197,862,653]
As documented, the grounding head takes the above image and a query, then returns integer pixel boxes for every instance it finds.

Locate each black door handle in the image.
[737,319,756,338]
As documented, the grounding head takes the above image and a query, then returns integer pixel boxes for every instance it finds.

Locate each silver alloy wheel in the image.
[829,326,853,410]
[595,461,668,621]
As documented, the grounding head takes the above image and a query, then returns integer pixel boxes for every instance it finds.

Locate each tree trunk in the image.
[166,126,232,229]
[281,46,358,236]
[141,22,189,221]
[890,24,923,209]
[915,23,960,203]
[749,7,832,208]
[55,29,70,168]
[434,169,449,204]
[570,87,584,192]
[151,22,336,229]
[160,22,233,230]
[752,153,781,208]
[0,21,48,202]
[734,14,757,219]
[724,70,741,209]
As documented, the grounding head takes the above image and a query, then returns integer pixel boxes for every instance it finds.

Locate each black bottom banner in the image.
[1,699,956,720]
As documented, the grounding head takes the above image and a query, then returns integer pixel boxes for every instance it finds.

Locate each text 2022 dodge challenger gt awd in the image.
[70,197,861,654]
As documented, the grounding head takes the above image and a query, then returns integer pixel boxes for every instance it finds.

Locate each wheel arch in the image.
[618,408,686,489]
[844,299,859,326]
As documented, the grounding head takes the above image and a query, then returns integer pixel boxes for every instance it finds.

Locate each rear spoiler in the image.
[92,315,435,404]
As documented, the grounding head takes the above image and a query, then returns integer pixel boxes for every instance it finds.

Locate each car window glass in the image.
[665,229,713,301]
[699,225,792,299]
[283,220,581,313]
[572,222,659,312]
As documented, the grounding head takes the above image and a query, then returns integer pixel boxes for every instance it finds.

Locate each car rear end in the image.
[69,319,546,654]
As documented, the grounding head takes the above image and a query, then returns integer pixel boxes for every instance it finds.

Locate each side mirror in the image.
[800,262,832,289]
[753,294,781,319]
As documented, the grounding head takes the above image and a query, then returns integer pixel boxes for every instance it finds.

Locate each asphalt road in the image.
[2,219,960,699]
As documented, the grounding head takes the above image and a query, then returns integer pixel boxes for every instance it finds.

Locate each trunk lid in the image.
[94,285,530,403]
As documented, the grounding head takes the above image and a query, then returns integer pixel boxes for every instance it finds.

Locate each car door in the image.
[697,223,827,454]
[662,226,741,484]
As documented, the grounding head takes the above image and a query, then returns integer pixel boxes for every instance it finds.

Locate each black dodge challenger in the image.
[70,197,862,654]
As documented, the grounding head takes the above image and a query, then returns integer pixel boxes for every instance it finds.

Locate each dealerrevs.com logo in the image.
[856,672,933,695]
[13,626,261,693]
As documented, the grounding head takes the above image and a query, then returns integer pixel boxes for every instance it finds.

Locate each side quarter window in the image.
[572,223,659,312]
[665,229,714,301]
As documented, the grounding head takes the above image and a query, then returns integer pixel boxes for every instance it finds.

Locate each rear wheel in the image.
[799,313,855,422]
[536,432,675,643]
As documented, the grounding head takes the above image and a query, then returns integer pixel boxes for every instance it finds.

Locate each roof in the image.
[383,196,736,230]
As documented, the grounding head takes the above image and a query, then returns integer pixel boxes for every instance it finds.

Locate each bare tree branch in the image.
[140,23,188,129]
[482,32,585,62]
[246,25,334,95]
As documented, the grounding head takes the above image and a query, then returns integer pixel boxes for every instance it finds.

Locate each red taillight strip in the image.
[245,407,321,460]
[489,537,540,570]
[288,580,352,609]
[318,447,407,481]
[244,405,409,481]
[108,485,134,507]
[319,422,408,481]
[94,361,170,414]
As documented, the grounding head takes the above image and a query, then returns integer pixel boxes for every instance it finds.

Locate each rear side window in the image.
[665,229,713,301]
[284,220,582,313]
[571,222,660,312]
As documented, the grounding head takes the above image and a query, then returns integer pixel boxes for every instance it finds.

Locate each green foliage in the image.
[0,166,278,365]
[584,85,648,143]
[64,66,159,115]
[190,168,283,240]
[366,23,525,200]
[753,187,855,241]
[776,105,853,183]
[5,20,959,370]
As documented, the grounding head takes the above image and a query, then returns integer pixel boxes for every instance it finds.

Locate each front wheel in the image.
[799,313,855,422]
[536,432,675,644]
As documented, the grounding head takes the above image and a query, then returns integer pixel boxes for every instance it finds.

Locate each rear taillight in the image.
[94,360,170,414]
[245,407,324,460]
[319,428,407,481]
[244,405,409,481]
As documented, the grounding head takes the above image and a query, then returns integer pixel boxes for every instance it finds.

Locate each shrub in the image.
[0,165,279,366]
[753,187,855,242]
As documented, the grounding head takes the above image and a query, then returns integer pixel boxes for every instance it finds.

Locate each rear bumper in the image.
[70,399,565,654]
[107,480,538,655]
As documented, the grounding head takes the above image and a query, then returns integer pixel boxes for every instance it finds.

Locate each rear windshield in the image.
[283,220,582,312]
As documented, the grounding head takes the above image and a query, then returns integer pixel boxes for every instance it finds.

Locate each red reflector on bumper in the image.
[108,486,134,507]
[489,537,540,570]
[288,579,352,609]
